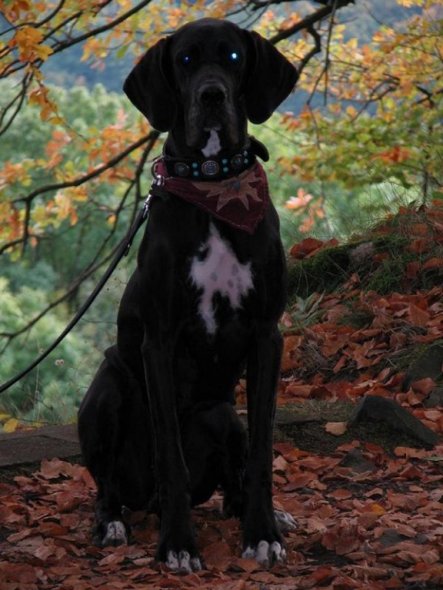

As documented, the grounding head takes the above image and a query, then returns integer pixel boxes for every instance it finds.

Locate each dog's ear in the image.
[123,37,176,132]
[243,30,298,124]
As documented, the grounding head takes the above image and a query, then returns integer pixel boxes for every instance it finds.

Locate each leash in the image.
[0,138,268,394]
[0,194,153,395]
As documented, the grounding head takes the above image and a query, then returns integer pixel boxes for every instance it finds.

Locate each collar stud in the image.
[174,162,190,177]
[201,160,220,176]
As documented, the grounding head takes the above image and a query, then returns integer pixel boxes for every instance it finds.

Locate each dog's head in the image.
[124,18,297,153]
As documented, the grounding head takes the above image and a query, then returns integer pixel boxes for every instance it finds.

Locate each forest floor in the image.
[0,203,442,590]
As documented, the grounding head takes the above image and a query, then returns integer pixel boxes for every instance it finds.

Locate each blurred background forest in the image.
[0,0,441,428]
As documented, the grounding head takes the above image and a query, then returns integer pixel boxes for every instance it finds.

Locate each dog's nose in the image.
[199,85,226,106]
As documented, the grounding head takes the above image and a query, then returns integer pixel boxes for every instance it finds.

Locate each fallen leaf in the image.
[325,421,348,436]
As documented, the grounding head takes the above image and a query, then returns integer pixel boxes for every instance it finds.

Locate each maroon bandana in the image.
[155,161,270,234]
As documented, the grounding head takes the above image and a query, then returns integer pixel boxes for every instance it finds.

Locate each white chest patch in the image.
[201,129,221,157]
[190,223,253,334]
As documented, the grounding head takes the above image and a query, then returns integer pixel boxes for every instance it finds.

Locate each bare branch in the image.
[269,0,354,45]
[83,133,159,269]
[16,132,157,206]
[0,132,159,256]
[297,25,322,76]
[0,73,32,137]
[50,0,153,56]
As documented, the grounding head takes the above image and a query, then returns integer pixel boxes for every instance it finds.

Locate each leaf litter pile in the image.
[1,204,442,590]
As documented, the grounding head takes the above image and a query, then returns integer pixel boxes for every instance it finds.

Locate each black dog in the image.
[78,18,297,572]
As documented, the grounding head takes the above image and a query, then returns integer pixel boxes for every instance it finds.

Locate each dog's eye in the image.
[182,54,192,66]
[228,51,240,63]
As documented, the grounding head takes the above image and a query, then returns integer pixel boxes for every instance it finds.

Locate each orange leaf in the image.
[422,257,443,271]
[328,488,352,500]
[284,382,312,398]
[281,335,302,372]
[411,378,435,395]
[369,502,386,516]
[423,409,441,422]
[408,303,430,326]
[289,237,325,259]
[325,422,348,436]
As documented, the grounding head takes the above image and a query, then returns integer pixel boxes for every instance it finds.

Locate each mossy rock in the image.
[287,235,415,300]
[287,244,351,300]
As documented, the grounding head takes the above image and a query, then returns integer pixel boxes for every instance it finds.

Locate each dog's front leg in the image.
[142,334,202,572]
[242,322,285,567]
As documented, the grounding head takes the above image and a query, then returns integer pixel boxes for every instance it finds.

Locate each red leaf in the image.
[289,237,326,259]
[408,303,430,326]
[422,257,443,270]
[411,377,435,395]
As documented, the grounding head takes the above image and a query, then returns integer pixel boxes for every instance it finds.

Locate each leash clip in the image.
[151,157,165,187]
[124,194,153,256]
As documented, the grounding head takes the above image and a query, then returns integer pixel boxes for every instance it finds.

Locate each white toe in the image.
[166,551,179,570]
[270,541,286,562]
[102,521,128,546]
[242,545,256,559]
[166,550,202,572]
[274,509,298,533]
[191,557,203,571]
[256,540,270,565]
[178,551,192,573]
[242,540,287,567]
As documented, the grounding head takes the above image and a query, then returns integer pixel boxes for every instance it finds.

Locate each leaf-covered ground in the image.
[1,204,442,589]
[0,443,442,590]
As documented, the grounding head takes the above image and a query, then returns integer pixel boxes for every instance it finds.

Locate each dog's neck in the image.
[164,122,248,160]
[162,120,269,178]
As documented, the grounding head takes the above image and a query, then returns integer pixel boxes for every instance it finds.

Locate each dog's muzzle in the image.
[186,74,238,148]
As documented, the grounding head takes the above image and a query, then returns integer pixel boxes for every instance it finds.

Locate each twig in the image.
[322,0,339,106]
[15,133,155,206]
[270,0,354,45]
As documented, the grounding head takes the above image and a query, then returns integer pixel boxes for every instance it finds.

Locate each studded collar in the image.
[162,147,257,181]
[160,136,270,182]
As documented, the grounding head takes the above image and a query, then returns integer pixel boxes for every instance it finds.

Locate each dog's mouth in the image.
[185,81,241,153]
[186,108,240,153]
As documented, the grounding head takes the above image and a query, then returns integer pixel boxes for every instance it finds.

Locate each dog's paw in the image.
[101,520,128,547]
[242,540,286,567]
[166,550,202,573]
[274,509,297,533]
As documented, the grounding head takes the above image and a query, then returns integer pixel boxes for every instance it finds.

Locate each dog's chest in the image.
[189,223,253,335]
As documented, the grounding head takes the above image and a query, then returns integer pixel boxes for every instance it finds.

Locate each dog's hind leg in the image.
[78,350,154,547]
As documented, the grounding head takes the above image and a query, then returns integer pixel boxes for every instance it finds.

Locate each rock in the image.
[350,395,438,449]
[378,529,408,548]
[402,343,443,391]
[424,386,443,408]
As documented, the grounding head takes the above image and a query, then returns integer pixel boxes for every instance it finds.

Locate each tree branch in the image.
[269,0,354,45]
[17,132,157,206]
[47,0,153,56]
[0,0,152,79]
[0,132,159,256]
